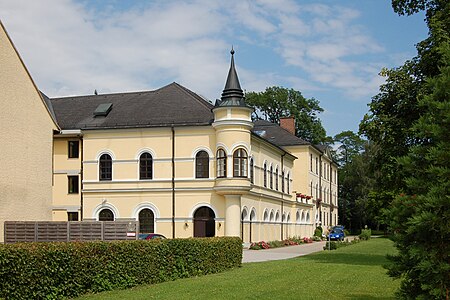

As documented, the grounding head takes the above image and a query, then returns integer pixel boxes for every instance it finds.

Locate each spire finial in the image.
[215,47,245,107]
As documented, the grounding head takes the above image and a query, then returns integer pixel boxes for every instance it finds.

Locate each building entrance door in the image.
[193,206,215,237]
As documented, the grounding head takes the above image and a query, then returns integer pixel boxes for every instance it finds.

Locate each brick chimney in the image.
[280,117,295,135]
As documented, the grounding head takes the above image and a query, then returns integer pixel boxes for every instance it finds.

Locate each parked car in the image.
[332,225,345,231]
[327,229,345,241]
[138,233,166,240]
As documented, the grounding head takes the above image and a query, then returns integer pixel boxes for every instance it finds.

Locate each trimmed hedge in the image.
[0,237,242,299]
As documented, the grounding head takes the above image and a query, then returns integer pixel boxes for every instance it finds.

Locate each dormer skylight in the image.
[94,103,113,117]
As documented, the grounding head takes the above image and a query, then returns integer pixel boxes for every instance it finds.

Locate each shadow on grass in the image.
[349,295,395,300]
[302,252,388,266]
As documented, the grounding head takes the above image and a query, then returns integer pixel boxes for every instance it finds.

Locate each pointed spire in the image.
[216,47,246,107]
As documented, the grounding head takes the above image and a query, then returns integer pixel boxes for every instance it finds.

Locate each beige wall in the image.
[285,145,339,229]
[52,136,82,220]
[72,121,329,239]
[0,22,57,242]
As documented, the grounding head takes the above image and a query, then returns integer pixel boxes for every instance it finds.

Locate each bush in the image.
[311,236,321,242]
[268,240,284,248]
[283,239,299,246]
[289,236,304,244]
[314,226,323,237]
[324,238,363,250]
[249,241,270,250]
[0,237,242,299]
[324,241,338,250]
[359,229,372,240]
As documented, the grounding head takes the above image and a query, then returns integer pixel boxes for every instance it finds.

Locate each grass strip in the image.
[78,238,398,300]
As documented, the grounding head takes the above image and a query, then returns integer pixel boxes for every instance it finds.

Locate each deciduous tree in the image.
[245,86,328,144]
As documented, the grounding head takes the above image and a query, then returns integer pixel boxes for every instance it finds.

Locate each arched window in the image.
[281,170,285,193]
[263,210,269,222]
[269,210,274,222]
[139,208,155,233]
[216,149,227,178]
[139,153,153,180]
[99,154,112,181]
[99,208,114,221]
[270,166,273,189]
[296,211,300,223]
[233,148,248,177]
[275,211,280,222]
[250,158,254,183]
[275,167,279,190]
[250,209,256,222]
[263,163,267,187]
[195,151,209,178]
[241,208,248,221]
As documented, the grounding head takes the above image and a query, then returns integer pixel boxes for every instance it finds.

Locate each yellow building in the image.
[0,19,337,242]
[49,49,338,242]
[0,21,58,242]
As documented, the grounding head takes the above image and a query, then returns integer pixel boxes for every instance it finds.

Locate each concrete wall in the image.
[0,22,56,242]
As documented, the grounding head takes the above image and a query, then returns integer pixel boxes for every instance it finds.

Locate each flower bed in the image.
[249,236,313,250]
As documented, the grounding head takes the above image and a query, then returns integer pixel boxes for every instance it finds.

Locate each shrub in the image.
[249,241,270,250]
[0,237,242,299]
[283,239,299,246]
[311,236,321,242]
[314,226,323,237]
[359,229,372,240]
[289,236,304,244]
[268,240,284,248]
[303,237,314,243]
[324,241,337,250]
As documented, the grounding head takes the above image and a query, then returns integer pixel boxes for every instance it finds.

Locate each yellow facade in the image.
[51,115,338,241]
[0,22,58,242]
[0,23,338,243]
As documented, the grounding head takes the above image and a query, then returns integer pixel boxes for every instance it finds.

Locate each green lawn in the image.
[78,238,398,300]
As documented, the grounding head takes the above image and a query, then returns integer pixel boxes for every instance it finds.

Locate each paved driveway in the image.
[242,241,326,263]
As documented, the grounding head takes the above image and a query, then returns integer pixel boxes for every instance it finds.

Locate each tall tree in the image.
[245,86,328,144]
[361,1,450,298]
[386,43,450,299]
[333,130,365,165]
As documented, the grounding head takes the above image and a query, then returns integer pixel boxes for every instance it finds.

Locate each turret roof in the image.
[214,48,247,107]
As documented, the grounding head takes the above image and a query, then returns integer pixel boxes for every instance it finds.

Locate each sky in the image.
[0,0,428,137]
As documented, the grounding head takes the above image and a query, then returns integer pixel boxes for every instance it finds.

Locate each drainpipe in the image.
[171,126,175,239]
[281,152,285,241]
[319,154,323,227]
[330,163,333,226]
[80,136,84,221]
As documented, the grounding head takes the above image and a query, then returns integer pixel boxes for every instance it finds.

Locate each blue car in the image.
[328,229,345,241]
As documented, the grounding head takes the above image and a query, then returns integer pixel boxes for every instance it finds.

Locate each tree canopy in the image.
[359,1,450,298]
[245,86,328,144]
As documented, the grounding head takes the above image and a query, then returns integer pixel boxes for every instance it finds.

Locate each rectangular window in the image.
[68,141,79,158]
[315,157,318,174]
[67,212,79,221]
[310,154,313,171]
[68,175,79,194]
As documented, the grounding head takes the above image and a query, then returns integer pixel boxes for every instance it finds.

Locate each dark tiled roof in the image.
[252,120,310,147]
[50,82,214,130]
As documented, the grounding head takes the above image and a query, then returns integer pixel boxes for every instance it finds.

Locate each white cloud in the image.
[0,0,390,102]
